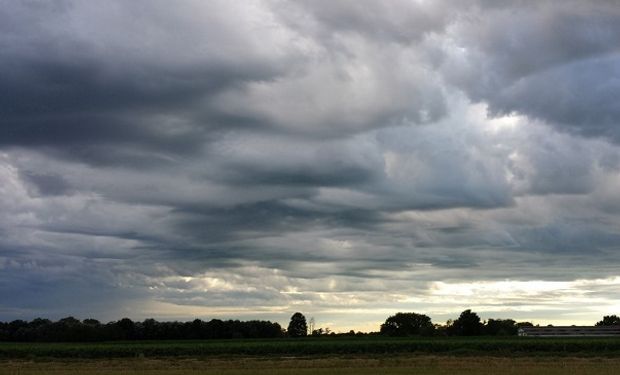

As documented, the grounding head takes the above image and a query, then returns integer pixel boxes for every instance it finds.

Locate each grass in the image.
[2,356,620,375]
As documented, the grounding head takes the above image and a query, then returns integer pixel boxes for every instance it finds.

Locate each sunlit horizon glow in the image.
[132,277,620,332]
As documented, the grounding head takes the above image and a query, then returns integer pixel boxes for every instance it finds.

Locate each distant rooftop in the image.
[518,326,620,337]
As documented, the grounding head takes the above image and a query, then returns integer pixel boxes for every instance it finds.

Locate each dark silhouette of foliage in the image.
[0,317,283,342]
[0,311,608,342]
[115,318,137,340]
[447,309,483,336]
[380,312,435,336]
[596,315,620,326]
[287,312,307,337]
[516,321,534,328]
[484,319,517,336]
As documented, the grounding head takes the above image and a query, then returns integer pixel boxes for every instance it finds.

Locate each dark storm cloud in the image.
[0,0,297,167]
[19,171,73,197]
[207,134,385,187]
[1,1,620,326]
[0,249,149,319]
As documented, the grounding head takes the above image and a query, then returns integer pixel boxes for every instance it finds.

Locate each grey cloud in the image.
[506,124,602,196]
[0,0,297,167]
[0,250,144,319]
[1,1,620,328]
[510,223,620,255]
[486,57,620,140]
[441,1,620,141]
[19,171,73,197]
[282,0,450,43]
[208,133,385,187]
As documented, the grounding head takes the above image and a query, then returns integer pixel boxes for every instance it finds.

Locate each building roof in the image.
[518,326,620,337]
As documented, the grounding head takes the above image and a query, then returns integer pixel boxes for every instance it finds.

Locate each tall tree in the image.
[448,309,483,336]
[596,315,620,326]
[484,319,517,336]
[287,312,308,337]
[380,312,434,336]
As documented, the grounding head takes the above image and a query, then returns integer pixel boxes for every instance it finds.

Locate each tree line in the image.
[0,317,283,342]
[1,312,618,342]
[379,310,527,336]
[291,311,620,337]
[379,311,620,337]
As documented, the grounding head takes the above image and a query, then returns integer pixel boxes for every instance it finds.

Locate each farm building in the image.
[518,326,620,337]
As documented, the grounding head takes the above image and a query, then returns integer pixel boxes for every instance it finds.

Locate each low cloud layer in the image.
[1,1,619,329]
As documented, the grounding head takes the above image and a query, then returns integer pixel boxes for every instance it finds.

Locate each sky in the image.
[1,0,620,332]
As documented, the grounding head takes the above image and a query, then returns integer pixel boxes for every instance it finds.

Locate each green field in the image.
[2,336,620,358]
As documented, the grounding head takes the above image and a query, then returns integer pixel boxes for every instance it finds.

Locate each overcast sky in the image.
[1,0,620,331]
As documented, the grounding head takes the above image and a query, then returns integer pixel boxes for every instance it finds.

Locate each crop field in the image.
[2,337,620,374]
[2,336,620,359]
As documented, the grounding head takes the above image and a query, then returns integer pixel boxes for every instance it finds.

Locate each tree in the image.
[82,319,100,326]
[287,312,308,337]
[516,321,534,328]
[115,318,136,340]
[484,319,517,336]
[380,312,435,336]
[0,317,284,342]
[448,309,483,336]
[596,315,620,326]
